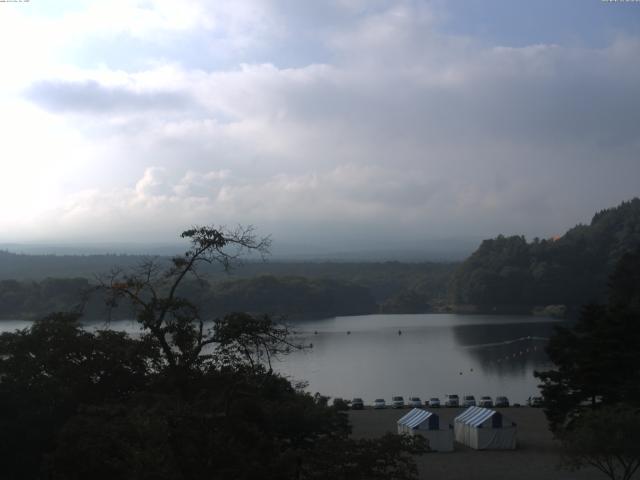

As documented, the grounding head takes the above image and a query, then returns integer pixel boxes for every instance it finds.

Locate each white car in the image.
[479,396,493,408]
[373,398,386,409]
[444,394,459,407]
[463,395,476,407]
[408,397,422,408]
[428,397,441,408]
[392,396,405,408]
[527,396,543,407]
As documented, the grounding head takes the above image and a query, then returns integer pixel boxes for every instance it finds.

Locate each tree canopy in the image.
[559,404,640,480]
[0,226,427,480]
[532,245,640,480]
[535,246,640,432]
[449,198,640,311]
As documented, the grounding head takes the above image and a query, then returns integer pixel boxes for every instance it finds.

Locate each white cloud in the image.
[1,1,639,250]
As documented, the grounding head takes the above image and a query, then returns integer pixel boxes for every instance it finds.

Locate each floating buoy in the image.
[347,331,351,335]
[314,331,318,335]
[309,343,313,348]
[398,330,402,335]
[459,371,463,375]
[470,368,474,372]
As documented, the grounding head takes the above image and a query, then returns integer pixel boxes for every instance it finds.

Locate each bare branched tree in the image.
[213,312,302,373]
[99,225,271,371]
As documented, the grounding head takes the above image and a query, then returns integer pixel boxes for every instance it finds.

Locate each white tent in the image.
[397,408,454,452]
[454,406,517,450]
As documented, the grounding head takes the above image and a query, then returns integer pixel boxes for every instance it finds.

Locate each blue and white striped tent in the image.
[397,408,439,432]
[454,406,517,450]
[397,408,453,452]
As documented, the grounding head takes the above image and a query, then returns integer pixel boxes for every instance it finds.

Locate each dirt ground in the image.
[348,407,609,480]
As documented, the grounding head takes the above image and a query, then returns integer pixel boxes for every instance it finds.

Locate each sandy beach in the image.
[348,407,606,480]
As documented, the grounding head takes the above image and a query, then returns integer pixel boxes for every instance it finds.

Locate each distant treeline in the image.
[200,276,376,319]
[0,264,455,320]
[0,278,93,320]
[449,198,640,313]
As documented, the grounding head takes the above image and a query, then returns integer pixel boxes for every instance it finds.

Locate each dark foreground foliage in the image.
[559,404,640,480]
[0,226,426,480]
[0,314,426,480]
[536,247,640,479]
[535,247,640,432]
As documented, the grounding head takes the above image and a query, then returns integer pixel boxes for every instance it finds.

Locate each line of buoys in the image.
[487,347,544,364]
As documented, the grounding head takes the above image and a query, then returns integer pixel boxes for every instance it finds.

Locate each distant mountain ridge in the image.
[0,236,479,262]
[448,198,640,313]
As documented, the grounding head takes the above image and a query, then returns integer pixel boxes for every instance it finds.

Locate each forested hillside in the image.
[204,276,376,319]
[449,198,640,312]
[0,251,455,305]
[0,263,455,320]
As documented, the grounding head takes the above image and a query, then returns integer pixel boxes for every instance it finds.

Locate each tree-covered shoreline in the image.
[0,265,455,321]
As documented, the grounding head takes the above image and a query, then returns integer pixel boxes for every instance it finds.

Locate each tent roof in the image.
[397,408,434,429]
[455,406,497,427]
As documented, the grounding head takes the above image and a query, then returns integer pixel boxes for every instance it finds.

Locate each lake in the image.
[0,314,560,405]
[276,314,560,405]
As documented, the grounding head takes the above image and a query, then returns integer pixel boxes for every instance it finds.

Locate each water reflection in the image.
[452,322,555,375]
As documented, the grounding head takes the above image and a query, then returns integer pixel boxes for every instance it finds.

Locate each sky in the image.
[1,0,639,257]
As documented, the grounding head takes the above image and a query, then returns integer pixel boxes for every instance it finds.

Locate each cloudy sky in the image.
[1,0,639,256]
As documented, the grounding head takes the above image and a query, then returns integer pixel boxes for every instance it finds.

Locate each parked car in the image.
[408,397,422,408]
[444,394,459,407]
[479,396,493,408]
[373,398,386,409]
[527,396,543,407]
[495,396,510,407]
[428,397,441,408]
[392,396,405,408]
[351,398,364,410]
[462,395,476,407]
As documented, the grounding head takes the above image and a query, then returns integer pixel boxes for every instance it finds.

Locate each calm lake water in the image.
[277,314,560,405]
[0,314,560,405]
